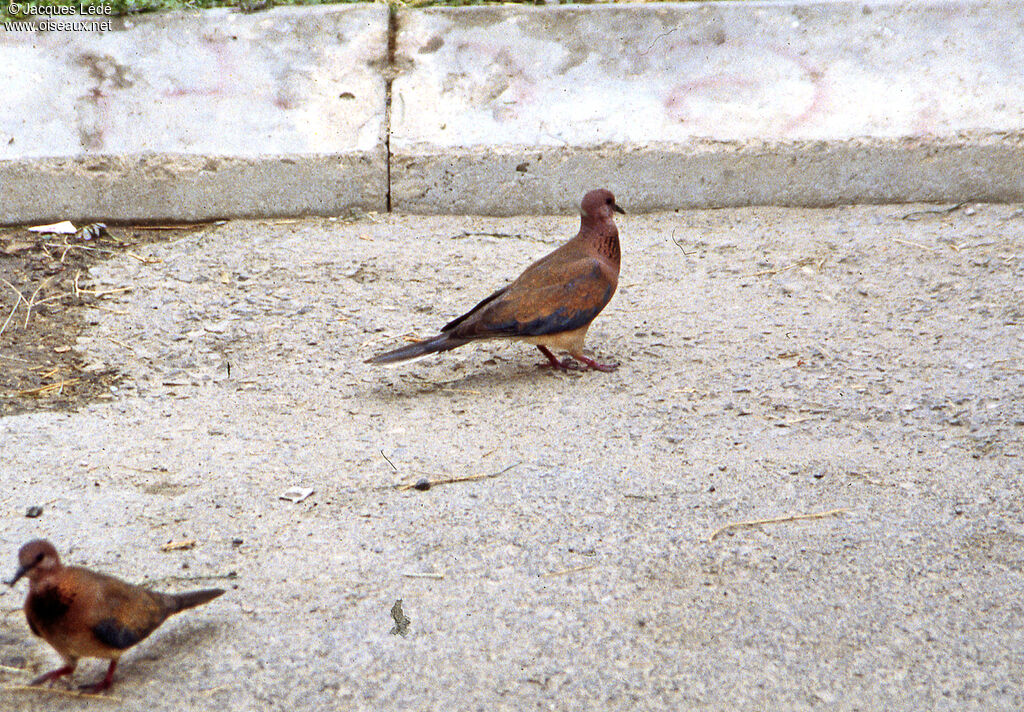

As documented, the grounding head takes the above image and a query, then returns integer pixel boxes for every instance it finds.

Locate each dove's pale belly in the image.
[518,325,590,353]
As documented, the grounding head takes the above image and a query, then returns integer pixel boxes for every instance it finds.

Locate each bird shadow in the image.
[366,358,590,401]
[119,619,223,676]
[0,619,38,681]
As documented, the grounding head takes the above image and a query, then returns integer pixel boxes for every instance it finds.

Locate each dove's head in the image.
[7,539,61,586]
[580,189,625,228]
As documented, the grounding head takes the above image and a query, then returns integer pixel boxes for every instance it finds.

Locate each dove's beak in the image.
[6,565,28,586]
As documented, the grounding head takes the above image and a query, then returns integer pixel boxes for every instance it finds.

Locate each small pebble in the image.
[25,505,43,518]
[414,478,431,491]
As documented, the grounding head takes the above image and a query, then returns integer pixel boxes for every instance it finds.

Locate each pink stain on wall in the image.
[662,42,828,138]
[451,40,536,120]
[664,75,758,123]
[161,32,237,101]
[912,96,941,137]
[770,45,828,135]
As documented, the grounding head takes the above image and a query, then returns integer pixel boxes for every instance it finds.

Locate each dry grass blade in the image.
[160,539,197,552]
[130,223,214,230]
[708,507,849,542]
[14,378,81,398]
[742,257,816,278]
[78,286,132,298]
[670,230,696,256]
[106,337,135,352]
[23,276,53,329]
[202,684,232,696]
[44,241,112,256]
[0,279,24,338]
[125,251,161,264]
[141,572,238,588]
[402,572,445,579]
[891,237,936,252]
[541,564,598,578]
[87,304,129,315]
[3,684,121,701]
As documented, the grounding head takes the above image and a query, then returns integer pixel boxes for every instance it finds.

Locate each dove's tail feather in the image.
[366,333,471,365]
[166,588,226,615]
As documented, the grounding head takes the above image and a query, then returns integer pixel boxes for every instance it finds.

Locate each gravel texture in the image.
[2,204,1023,710]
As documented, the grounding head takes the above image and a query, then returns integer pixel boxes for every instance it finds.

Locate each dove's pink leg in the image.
[80,660,117,693]
[30,664,76,686]
[536,346,579,371]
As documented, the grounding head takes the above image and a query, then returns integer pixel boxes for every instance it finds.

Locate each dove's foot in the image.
[536,346,617,372]
[536,345,580,371]
[30,665,75,687]
[571,353,619,372]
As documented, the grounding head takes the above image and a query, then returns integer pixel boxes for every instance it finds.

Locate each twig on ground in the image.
[708,507,849,542]
[380,450,399,472]
[670,231,697,256]
[396,462,521,491]
[901,203,963,221]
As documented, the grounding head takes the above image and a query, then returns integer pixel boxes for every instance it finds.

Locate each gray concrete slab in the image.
[2,203,1023,710]
[0,5,389,223]
[2,1,1024,222]
[390,0,1024,213]
[390,134,1024,216]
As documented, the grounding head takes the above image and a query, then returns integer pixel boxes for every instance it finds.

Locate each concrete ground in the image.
[1,203,1022,710]
[4,1,1024,222]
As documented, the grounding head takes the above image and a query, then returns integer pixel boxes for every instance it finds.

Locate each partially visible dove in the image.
[7,539,225,693]
[368,188,624,371]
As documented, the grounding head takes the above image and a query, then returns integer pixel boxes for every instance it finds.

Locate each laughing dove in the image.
[7,539,225,693]
[368,188,625,371]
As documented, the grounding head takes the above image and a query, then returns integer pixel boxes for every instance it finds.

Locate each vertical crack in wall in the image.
[384,3,398,212]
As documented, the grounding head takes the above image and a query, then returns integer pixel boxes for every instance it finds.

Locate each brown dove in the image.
[368,188,625,371]
[6,539,225,693]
